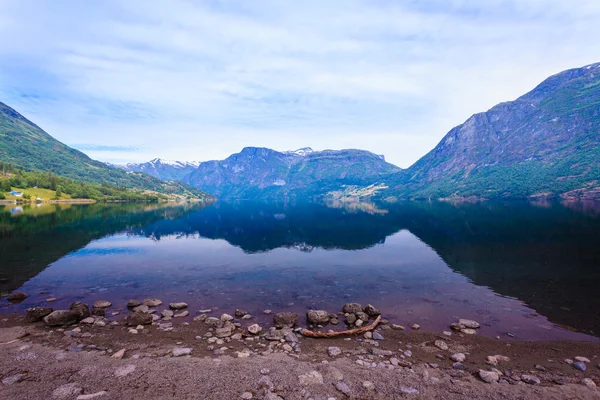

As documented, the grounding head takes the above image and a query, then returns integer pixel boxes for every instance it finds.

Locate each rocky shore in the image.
[1,296,600,399]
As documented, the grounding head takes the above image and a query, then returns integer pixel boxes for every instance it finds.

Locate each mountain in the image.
[116,158,200,181]
[378,62,600,201]
[182,147,400,200]
[0,102,211,199]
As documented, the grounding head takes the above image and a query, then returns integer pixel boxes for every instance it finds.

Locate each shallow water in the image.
[1,200,599,341]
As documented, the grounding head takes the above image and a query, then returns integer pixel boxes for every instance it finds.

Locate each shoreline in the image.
[1,300,599,399]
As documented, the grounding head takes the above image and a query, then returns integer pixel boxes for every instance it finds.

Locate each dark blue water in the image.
[1,200,599,341]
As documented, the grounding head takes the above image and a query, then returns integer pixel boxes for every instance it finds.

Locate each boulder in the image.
[345,313,357,325]
[7,292,28,302]
[247,324,262,334]
[273,312,299,328]
[69,302,90,321]
[127,299,141,308]
[235,309,248,317]
[26,307,53,322]
[126,312,153,326]
[93,300,111,309]
[306,310,330,325]
[142,298,162,307]
[169,302,188,310]
[363,304,380,317]
[44,310,78,326]
[342,303,363,314]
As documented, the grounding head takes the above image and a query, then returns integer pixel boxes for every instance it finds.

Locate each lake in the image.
[1,200,599,341]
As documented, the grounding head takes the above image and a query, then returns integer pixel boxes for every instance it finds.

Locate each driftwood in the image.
[301,315,382,338]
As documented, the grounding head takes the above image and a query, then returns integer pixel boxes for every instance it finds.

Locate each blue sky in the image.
[1,0,599,167]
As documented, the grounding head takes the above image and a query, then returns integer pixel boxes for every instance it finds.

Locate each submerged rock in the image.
[169,302,188,310]
[7,292,28,302]
[306,310,330,325]
[26,307,53,322]
[142,298,162,307]
[93,300,111,309]
[363,304,380,317]
[273,312,298,328]
[127,299,141,308]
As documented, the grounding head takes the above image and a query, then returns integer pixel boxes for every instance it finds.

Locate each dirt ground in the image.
[1,311,599,399]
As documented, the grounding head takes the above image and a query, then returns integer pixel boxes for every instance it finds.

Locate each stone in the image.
[298,370,324,385]
[26,307,54,322]
[114,364,136,377]
[327,346,342,357]
[400,387,419,395]
[52,383,83,399]
[46,298,57,302]
[479,370,500,384]
[215,327,233,338]
[453,362,466,370]
[247,324,262,334]
[574,361,587,372]
[161,309,174,318]
[2,374,24,385]
[373,331,385,340]
[461,328,477,335]
[128,328,138,334]
[80,317,95,324]
[356,311,369,322]
[392,324,405,330]
[44,310,78,326]
[127,299,141,308]
[76,392,107,400]
[443,331,452,336]
[92,300,111,309]
[241,392,253,399]
[111,348,126,359]
[335,381,353,397]
[194,314,207,322]
[169,302,188,310]
[93,319,106,327]
[434,340,448,350]
[451,353,466,362]
[363,304,380,316]
[330,317,339,325]
[458,319,480,329]
[91,308,105,317]
[273,312,298,328]
[371,348,394,356]
[284,332,299,343]
[521,375,541,385]
[355,319,363,327]
[306,310,330,325]
[345,313,357,325]
[172,347,192,357]
[575,356,590,363]
[282,344,293,352]
[582,378,597,388]
[342,303,363,314]
[411,324,420,330]
[263,309,272,314]
[126,312,152,326]
[133,304,150,313]
[142,298,162,307]
[363,381,375,390]
[220,313,234,322]
[69,302,90,321]
[7,292,28,302]
[235,309,248,317]
[364,332,373,339]
[205,317,221,326]
[174,310,189,318]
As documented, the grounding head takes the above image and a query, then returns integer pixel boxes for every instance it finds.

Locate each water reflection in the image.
[1,200,599,340]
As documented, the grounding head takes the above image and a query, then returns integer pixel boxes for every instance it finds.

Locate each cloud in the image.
[0,0,599,166]
[72,144,141,152]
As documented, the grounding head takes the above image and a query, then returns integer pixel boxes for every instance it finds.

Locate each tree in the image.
[55,186,62,198]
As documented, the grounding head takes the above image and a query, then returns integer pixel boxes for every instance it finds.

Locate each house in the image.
[9,190,23,197]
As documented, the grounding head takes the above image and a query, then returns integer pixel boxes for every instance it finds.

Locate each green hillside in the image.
[0,102,212,200]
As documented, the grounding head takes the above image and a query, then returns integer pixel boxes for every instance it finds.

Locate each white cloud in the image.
[0,0,599,167]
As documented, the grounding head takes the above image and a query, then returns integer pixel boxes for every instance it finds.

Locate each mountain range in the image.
[0,102,210,199]
[1,62,599,201]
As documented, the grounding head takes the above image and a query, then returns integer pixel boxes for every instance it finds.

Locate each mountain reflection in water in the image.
[1,200,599,340]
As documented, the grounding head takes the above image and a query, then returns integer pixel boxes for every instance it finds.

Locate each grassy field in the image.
[5,187,72,201]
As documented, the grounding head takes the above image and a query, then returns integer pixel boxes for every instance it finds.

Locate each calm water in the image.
[1,200,599,341]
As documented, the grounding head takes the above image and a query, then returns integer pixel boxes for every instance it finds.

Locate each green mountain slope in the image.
[0,102,211,199]
[378,62,600,201]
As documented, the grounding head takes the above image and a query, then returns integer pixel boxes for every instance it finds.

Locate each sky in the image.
[1,0,599,167]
